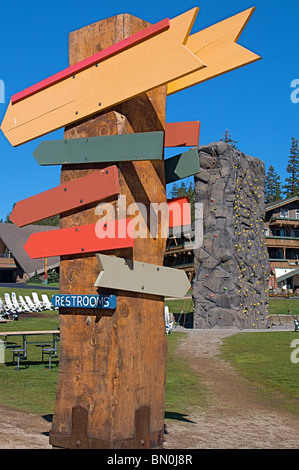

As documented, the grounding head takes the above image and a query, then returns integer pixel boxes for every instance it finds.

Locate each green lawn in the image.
[165,332,209,418]
[220,331,299,415]
[0,298,206,417]
[1,286,299,421]
[0,315,60,415]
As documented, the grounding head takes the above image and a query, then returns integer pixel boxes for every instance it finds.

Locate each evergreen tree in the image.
[220,129,238,149]
[169,182,179,199]
[265,165,282,203]
[168,180,195,221]
[283,137,299,198]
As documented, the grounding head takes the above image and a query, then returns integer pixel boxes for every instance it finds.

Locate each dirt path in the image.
[0,328,298,449]
[163,329,299,449]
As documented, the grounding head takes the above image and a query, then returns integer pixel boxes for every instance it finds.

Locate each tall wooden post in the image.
[49,15,168,449]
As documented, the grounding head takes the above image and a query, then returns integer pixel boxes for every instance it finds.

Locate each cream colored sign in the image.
[95,254,191,298]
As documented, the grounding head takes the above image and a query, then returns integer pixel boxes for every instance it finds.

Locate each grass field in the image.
[220,331,299,416]
[0,311,204,417]
[1,287,299,419]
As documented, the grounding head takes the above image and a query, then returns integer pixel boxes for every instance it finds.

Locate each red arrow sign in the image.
[165,121,200,147]
[168,197,191,228]
[24,219,134,259]
[10,166,120,227]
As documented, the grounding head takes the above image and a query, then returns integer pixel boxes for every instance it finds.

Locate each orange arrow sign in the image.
[1,8,205,147]
[167,8,261,95]
[24,220,134,259]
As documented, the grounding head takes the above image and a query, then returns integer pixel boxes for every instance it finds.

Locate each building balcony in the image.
[270,217,299,227]
[0,255,17,269]
[265,236,299,249]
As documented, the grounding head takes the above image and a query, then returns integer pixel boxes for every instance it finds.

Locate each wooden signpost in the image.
[1,6,260,449]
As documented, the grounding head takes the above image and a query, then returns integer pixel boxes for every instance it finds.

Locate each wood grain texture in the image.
[50,14,168,449]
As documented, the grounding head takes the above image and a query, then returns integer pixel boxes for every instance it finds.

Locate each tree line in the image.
[265,137,299,203]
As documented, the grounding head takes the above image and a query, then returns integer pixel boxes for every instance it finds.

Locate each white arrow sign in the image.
[95,254,190,298]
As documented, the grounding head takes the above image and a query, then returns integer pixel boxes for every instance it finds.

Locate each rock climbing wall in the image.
[192,142,271,329]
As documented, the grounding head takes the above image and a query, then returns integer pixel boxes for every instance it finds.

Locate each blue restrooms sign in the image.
[51,294,116,309]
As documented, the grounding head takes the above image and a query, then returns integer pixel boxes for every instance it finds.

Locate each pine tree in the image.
[220,129,238,149]
[169,182,179,199]
[265,165,282,203]
[168,180,195,221]
[283,137,299,198]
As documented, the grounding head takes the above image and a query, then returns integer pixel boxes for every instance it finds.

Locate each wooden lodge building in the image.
[164,197,299,294]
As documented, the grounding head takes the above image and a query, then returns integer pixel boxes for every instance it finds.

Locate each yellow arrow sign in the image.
[167,7,261,95]
[1,8,205,147]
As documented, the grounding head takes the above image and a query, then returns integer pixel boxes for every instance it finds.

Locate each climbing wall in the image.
[192,142,271,329]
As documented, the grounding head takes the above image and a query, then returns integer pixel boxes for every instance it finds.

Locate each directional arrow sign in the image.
[10,166,120,227]
[11,19,171,105]
[1,8,205,146]
[168,197,191,228]
[95,254,191,298]
[24,219,134,259]
[165,121,200,147]
[33,131,164,166]
[165,148,199,184]
[51,294,117,309]
[167,8,261,95]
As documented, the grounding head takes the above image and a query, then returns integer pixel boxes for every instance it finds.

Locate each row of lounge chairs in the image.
[0,292,58,319]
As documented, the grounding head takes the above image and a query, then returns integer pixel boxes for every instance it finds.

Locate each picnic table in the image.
[0,330,60,358]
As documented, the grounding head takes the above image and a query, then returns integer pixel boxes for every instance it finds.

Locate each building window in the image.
[296,210,299,219]
[275,228,286,237]
[280,208,289,218]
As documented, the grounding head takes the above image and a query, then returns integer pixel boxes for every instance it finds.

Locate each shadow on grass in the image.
[164,411,195,424]
[4,360,59,370]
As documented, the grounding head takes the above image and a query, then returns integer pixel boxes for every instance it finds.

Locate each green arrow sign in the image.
[165,148,199,184]
[33,131,164,166]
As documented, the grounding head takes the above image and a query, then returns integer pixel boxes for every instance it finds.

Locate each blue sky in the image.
[0,0,298,220]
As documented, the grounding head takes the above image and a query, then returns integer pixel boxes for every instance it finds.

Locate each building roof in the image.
[265,196,299,211]
[276,267,299,284]
[0,223,60,278]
